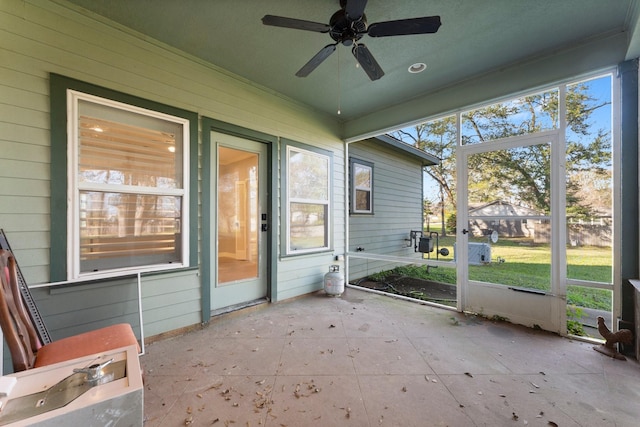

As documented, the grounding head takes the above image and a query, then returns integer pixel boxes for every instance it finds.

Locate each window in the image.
[285,144,332,254]
[67,90,189,279]
[350,158,373,214]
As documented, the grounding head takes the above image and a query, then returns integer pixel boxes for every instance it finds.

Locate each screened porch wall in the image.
[348,138,426,282]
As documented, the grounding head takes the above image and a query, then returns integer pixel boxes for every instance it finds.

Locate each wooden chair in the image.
[0,249,140,372]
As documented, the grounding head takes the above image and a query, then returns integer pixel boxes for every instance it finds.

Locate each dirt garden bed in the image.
[351,274,457,307]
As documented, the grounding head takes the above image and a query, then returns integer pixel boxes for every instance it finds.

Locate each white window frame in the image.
[67,90,190,280]
[285,145,331,255]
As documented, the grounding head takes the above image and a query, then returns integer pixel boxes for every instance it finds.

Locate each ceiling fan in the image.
[262,0,441,81]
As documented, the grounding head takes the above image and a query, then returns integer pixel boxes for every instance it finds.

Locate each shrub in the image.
[446,213,457,234]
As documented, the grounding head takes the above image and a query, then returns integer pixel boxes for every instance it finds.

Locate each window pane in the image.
[78,100,183,188]
[355,189,371,211]
[461,89,559,144]
[354,165,371,189]
[289,203,327,251]
[289,149,328,201]
[466,143,551,292]
[567,285,612,337]
[79,191,181,272]
[565,75,613,283]
[217,146,259,283]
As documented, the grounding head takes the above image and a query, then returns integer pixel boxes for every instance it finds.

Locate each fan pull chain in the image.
[337,47,341,115]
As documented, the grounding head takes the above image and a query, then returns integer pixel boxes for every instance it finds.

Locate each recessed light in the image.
[408,63,427,73]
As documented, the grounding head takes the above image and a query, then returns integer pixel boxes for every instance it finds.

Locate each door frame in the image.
[457,130,565,332]
[451,72,620,336]
[201,118,278,322]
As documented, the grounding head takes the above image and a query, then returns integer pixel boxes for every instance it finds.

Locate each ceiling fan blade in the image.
[352,44,384,81]
[262,15,330,33]
[368,16,442,37]
[296,44,337,77]
[345,0,368,21]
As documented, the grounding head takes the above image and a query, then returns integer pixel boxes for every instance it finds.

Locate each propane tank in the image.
[324,265,344,296]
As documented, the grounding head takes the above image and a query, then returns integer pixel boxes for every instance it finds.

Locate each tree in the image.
[462,84,610,215]
[390,116,456,236]
[390,78,611,229]
[423,197,434,231]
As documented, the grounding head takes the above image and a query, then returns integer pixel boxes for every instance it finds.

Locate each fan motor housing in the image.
[329,9,366,46]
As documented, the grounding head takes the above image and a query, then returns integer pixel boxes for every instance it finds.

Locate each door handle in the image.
[461,229,469,234]
[261,224,269,232]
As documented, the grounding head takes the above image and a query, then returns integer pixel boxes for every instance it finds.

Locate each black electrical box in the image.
[418,237,434,253]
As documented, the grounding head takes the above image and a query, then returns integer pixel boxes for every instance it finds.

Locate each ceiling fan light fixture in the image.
[262,1,441,81]
[408,62,427,73]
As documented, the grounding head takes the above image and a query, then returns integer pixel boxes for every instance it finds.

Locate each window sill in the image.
[36,266,199,294]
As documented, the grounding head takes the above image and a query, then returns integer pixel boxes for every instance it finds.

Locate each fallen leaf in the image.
[464,372,473,378]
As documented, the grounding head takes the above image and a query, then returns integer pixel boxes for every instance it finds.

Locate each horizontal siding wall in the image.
[0,0,344,354]
[348,139,425,281]
[140,270,202,338]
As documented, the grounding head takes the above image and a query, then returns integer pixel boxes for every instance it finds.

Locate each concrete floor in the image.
[141,287,640,426]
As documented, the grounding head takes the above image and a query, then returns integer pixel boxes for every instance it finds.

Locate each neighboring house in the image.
[347,135,439,282]
[468,200,542,238]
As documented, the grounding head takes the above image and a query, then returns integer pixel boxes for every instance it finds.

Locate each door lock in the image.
[261,224,269,232]
[462,229,469,234]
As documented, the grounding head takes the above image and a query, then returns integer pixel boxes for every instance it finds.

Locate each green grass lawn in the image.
[389,230,612,311]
